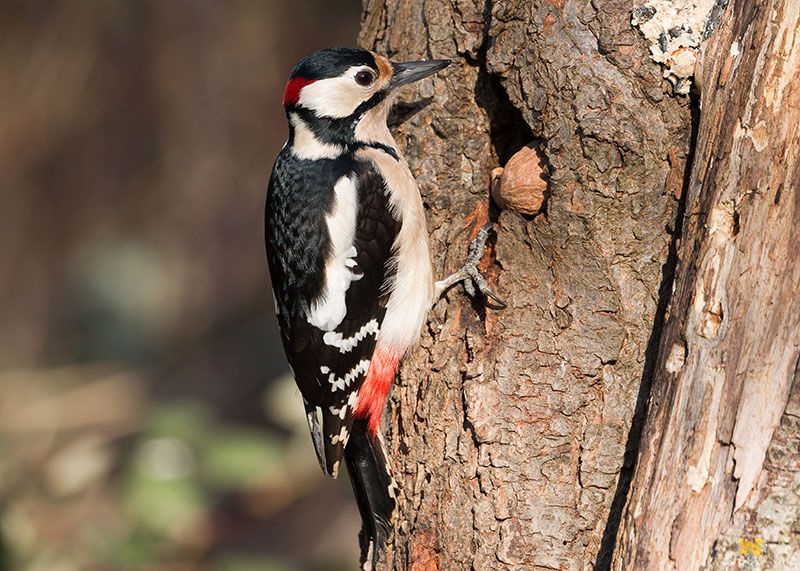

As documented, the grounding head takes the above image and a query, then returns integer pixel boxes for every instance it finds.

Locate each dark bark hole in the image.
[774,183,783,205]
[471,48,551,220]
[470,0,536,164]
[474,63,536,165]
[473,62,551,222]
[731,208,740,236]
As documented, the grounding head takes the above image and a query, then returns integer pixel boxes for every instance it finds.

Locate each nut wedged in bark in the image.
[491,144,547,216]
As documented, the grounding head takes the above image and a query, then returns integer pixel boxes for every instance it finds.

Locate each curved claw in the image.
[465,262,507,308]
[480,283,507,308]
[434,220,506,309]
[488,292,507,308]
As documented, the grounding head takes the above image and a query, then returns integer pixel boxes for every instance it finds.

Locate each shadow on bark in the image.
[595,90,701,569]
[471,0,534,165]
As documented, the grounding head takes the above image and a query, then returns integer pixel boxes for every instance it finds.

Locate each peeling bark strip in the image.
[614,0,800,568]
[359,1,690,568]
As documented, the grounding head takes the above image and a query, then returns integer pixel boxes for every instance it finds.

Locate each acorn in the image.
[491,144,547,216]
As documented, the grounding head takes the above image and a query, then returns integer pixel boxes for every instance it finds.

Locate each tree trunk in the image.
[613,1,800,569]
[359,1,691,568]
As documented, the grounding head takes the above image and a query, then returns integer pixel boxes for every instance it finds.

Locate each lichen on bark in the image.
[614,0,800,568]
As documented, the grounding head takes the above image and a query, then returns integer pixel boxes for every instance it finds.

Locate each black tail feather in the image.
[344,419,396,570]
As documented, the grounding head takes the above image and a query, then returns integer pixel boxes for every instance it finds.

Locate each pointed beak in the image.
[389,59,451,89]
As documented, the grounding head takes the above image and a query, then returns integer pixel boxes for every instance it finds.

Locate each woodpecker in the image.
[265,47,501,568]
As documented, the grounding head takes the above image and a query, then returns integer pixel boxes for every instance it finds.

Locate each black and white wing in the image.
[265,150,399,477]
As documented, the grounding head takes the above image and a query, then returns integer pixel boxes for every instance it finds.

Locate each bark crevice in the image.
[613,0,800,565]
[595,88,702,570]
[472,0,534,165]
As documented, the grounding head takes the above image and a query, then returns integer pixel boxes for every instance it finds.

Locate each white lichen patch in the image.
[748,120,769,152]
[686,366,725,492]
[632,0,729,94]
[665,341,687,373]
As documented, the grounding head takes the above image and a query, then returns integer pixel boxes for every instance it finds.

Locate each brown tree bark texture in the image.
[613,0,800,569]
[359,1,691,568]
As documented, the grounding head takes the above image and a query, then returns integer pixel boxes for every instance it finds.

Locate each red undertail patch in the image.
[354,348,400,435]
[283,77,315,107]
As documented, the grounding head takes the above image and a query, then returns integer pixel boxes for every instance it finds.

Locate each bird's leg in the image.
[435,221,506,307]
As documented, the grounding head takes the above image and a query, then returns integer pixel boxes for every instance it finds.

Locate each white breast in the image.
[356,147,435,355]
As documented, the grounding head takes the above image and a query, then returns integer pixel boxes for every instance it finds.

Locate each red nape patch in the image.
[283,76,315,107]
[354,348,400,435]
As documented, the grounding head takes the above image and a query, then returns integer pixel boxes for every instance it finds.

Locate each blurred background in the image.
[0,1,363,569]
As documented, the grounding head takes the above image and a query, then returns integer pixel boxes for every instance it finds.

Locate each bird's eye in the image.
[355,70,375,86]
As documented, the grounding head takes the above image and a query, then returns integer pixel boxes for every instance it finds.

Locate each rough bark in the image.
[614,0,800,569]
[358,1,691,568]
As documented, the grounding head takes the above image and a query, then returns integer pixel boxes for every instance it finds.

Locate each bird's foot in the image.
[435,221,506,308]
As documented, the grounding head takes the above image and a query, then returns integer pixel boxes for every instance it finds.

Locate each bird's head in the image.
[282,47,450,150]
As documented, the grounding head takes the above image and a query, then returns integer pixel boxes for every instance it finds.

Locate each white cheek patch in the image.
[297,66,378,118]
[355,148,435,354]
[306,175,361,330]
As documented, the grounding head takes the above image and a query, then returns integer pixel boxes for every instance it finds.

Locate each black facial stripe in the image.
[287,112,399,163]
[288,89,390,147]
[352,142,399,161]
[293,106,357,144]
[353,89,389,120]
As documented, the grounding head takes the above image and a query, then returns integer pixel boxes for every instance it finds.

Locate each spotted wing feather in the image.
[266,151,399,476]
